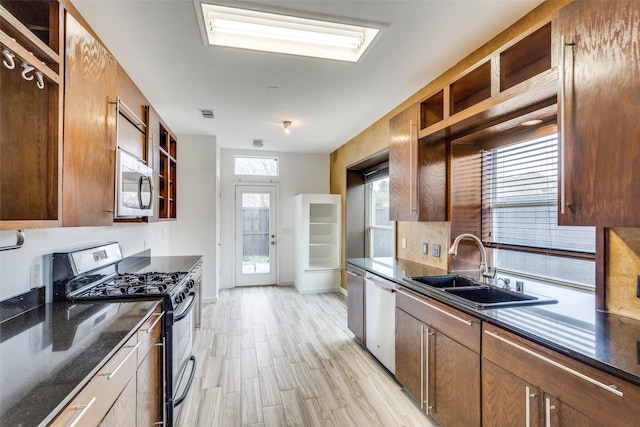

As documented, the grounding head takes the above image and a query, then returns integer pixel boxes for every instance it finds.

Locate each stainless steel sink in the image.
[403,275,557,309]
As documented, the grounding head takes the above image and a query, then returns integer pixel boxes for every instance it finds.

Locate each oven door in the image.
[171,291,197,425]
[116,149,153,218]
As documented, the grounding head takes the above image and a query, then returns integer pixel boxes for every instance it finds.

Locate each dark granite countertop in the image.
[0,299,161,427]
[347,257,640,387]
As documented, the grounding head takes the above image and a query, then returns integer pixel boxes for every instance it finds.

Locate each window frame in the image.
[364,175,395,258]
[233,155,279,177]
[479,128,596,290]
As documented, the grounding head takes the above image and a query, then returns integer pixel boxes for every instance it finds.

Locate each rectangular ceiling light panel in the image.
[199,3,381,62]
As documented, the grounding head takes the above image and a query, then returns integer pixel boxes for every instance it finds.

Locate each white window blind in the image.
[481,134,595,255]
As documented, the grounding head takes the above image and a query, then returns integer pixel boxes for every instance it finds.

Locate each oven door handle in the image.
[173,292,196,322]
[173,355,197,407]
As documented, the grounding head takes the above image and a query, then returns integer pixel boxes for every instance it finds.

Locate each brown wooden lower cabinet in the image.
[395,288,481,426]
[346,265,365,344]
[395,307,423,404]
[483,359,605,427]
[98,377,137,427]
[136,308,164,425]
[482,324,639,427]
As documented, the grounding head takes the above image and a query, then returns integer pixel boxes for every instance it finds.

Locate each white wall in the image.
[0,223,171,301]
[219,149,329,288]
[168,134,218,303]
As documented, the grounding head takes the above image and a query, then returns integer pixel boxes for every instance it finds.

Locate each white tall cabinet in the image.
[294,194,341,293]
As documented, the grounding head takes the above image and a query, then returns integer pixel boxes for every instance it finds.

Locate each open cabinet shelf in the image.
[417,21,553,143]
[158,123,177,220]
[0,1,62,229]
[295,194,341,294]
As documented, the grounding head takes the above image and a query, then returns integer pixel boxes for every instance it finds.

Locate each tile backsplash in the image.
[608,228,640,320]
[396,221,450,270]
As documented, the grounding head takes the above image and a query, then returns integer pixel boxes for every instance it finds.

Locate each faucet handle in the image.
[482,267,497,279]
[496,276,511,290]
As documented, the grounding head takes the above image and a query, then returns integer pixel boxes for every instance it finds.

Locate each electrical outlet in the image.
[30,264,41,287]
[432,244,441,258]
[422,242,428,254]
[401,238,407,249]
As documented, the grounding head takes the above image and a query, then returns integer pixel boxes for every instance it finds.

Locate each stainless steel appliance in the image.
[115,148,153,218]
[51,242,197,426]
[364,272,396,374]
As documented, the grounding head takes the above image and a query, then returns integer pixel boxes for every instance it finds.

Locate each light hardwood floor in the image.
[176,286,436,427]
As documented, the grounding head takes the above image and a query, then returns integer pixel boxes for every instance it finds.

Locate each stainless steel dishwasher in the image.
[364,273,396,374]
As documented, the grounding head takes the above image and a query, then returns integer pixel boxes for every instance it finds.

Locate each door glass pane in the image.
[242,193,271,274]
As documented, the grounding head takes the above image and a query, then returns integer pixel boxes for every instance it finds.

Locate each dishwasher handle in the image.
[365,274,396,293]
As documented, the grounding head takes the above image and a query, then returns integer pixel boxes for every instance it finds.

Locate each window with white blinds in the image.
[481,133,596,288]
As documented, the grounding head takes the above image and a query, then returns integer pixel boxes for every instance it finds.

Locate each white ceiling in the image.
[71,0,544,154]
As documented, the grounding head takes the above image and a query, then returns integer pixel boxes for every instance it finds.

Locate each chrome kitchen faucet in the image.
[448,233,496,284]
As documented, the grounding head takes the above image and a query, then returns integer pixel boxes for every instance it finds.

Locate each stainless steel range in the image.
[50,242,198,426]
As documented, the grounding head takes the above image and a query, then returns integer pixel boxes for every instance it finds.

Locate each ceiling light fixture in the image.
[252,139,264,148]
[283,121,292,134]
[521,119,543,126]
[198,3,383,62]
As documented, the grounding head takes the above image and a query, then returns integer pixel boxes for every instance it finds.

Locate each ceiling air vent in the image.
[199,109,215,119]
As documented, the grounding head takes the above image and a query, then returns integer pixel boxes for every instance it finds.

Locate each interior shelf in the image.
[450,61,491,115]
[500,23,552,91]
[420,89,445,130]
[295,194,341,291]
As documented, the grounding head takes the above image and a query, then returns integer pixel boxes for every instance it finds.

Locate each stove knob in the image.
[174,294,183,304]
[187,279,195,289]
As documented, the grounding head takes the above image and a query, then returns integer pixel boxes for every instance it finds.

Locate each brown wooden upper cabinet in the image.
[62,11,117,227]
[557,0,640,227]
[0,1,62,229]
[417,21,554,143]
[389,103,419,221]
[116,63,148,163]
[157,122,178,220]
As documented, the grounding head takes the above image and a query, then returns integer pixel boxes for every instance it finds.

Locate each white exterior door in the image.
[234,184,277,286]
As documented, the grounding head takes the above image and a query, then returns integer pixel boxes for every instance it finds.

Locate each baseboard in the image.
[202,296,218,304]
[339,287,347,297]
[294,286,342,294]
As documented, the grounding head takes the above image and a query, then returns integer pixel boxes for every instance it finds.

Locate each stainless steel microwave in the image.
[115,148,153,218]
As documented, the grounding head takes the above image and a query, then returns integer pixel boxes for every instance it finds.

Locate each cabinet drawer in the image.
[89,334,140,422]
[49,334,139,426]
[137,308,163,365]
[396,287,480,353]
[482,324,640,427]
[49,382,98,426]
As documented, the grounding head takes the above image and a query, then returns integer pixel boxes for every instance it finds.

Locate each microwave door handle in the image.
[138,176,152,209]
